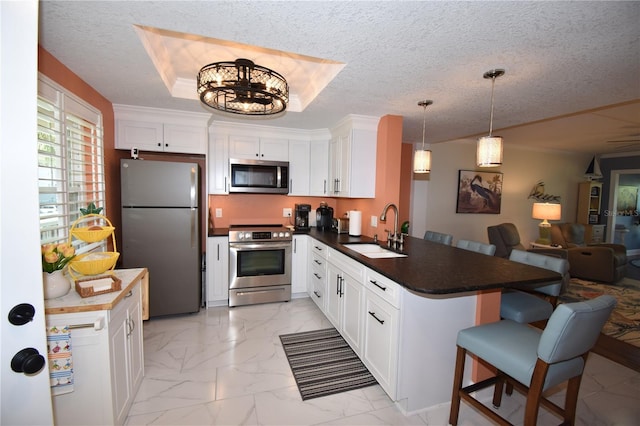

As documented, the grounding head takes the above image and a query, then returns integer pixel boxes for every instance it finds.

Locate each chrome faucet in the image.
[380,202,400,247]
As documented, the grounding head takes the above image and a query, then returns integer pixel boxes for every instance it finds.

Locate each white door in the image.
[1,1,54,424]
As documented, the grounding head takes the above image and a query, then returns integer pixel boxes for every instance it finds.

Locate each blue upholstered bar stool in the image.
[449,295,616,426]
[424,230,453,245]
[502,249,569,324]
[456,239,496,256]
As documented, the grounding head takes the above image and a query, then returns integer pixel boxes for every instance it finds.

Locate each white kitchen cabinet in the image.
[362,288,399,399]
[206,236,229,306]
[309,138,330,196]
[109,283,144,425]
[326,249,365,355]
[288,140,311,195]
[208,131,229,194]
[308,240,329,311]
[45,269,146,426]
[328,115,378,198]
[292,235,308,295]
[114,104,209,155]
[229,135,289,161]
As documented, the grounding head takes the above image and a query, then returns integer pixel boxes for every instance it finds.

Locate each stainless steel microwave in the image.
[229,158,289,194]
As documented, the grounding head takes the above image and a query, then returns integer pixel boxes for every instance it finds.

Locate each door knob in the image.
[8,303,36,325]
[11,348,46,375]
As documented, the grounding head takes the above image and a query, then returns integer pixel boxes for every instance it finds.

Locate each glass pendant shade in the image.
[414,149,431,173]
[414,100,433,174]
[477,136,503,167]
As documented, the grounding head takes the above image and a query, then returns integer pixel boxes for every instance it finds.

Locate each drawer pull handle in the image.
[314,259,323,265]
[314,246,323,251]
[314,273,322,279]
[124,290,133,298]
[313,291,321,298]
[370,279,386,291]
[368,311,384,325]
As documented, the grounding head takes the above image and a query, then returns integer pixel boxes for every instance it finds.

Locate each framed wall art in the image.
[456,170,503,214]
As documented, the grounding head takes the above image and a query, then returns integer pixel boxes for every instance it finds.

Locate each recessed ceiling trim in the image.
[134,25,345,113]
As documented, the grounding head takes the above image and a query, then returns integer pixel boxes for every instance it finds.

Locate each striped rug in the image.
[279,328,378,400]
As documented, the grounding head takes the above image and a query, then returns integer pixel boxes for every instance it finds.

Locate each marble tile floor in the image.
[126,297,640,426]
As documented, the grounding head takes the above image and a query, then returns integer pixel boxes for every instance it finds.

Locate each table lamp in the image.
[532,202,561,245]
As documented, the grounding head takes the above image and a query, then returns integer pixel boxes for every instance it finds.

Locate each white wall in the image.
[410,139,591,246]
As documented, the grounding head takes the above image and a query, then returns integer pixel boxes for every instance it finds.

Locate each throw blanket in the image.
[47,325,74,395]
[560,277,640,348]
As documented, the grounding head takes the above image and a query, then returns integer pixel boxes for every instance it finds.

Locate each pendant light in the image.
[477,69,505,167]
[414,100,433,173]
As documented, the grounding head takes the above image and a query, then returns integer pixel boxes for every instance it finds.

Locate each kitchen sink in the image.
[342,243,407,258]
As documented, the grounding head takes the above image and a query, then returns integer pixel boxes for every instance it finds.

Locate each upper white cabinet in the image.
[114,104,210,155]
[309,137,330,196]
[289,140,311,195]
[229,135,289,161]
[208,131,229,194]
[329,115,378,198]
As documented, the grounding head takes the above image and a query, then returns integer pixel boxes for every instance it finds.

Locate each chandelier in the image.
[413,100,433,173]
[477,69,505,167]
[197,58,289,115]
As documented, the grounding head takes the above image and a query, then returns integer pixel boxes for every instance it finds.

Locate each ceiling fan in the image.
[606,135,640,150]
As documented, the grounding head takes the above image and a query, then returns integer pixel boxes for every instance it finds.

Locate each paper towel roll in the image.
[349,210,362,236]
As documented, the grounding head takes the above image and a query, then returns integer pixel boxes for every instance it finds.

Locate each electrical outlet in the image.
[215,208,222,218]
[371,215,378,227]
[283,208,292,217]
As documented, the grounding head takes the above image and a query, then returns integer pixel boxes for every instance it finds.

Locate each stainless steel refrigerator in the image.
[121,159,200,317]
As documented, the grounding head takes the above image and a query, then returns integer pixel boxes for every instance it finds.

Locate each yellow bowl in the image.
[71,226,115,243]
[69,252,119,276]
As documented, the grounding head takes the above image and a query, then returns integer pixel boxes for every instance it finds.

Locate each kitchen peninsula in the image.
[302,230,560,414]
[44,268,147,425]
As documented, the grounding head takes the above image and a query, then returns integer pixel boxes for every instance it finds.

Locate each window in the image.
[38,75,105,253]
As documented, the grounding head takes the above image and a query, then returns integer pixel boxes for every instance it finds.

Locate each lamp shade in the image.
[413,149,431,173]
[532,202,561,220]
[477,136,503,167]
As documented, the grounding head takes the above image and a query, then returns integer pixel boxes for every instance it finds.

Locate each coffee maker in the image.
[294,204,311,231]
[316,201,334,231]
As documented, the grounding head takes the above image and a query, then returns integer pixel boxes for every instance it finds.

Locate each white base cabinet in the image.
[47,273,144,425]
[292,235,308,295]
[308,240,329,311]
[206,236,229,306]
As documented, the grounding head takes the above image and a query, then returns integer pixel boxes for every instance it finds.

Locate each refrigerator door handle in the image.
[190,166,197,209]
[191,208,197,248]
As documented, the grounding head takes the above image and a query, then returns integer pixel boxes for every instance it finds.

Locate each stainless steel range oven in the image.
[228,225,292,307]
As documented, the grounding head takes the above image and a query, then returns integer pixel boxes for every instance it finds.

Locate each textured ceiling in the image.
[38,1,640,155]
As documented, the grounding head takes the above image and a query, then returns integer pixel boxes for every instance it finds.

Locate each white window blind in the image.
[38,75,105,253]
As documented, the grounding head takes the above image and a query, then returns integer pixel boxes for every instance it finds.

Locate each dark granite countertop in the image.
[209,227,561,295]
[304,229,561,295]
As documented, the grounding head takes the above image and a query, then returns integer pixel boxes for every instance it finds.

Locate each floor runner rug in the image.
[279,328,377,400]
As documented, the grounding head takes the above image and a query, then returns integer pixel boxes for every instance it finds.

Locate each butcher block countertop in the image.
[45,268,149,317]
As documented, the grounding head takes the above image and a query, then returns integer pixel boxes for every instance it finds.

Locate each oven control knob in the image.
[244,232,251,239]
[278,232,284,238]
[285,232,290,237]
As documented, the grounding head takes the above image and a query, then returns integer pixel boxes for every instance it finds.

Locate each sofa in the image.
[550,223,627,283]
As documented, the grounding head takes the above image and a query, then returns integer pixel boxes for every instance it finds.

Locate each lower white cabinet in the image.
[308,240,328,311]
[47,273,144,425]
[206,236,229,306]
[292,235,308,294]
[362,289,399,398]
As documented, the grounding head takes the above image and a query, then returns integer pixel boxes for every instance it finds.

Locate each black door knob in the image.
[11,348,46,375]
[8,303,36,325]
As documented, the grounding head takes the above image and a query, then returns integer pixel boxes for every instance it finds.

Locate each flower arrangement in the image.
[42,243,76,273]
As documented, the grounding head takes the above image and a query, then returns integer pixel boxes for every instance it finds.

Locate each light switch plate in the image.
[371,215,377,227]
[283,208,292,217]
[215,208,222,218]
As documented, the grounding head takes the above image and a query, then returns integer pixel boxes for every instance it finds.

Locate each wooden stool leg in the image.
[563,375,582,425]
[449,346,467,426]
[492,373,505,408]
[524,359,549,426]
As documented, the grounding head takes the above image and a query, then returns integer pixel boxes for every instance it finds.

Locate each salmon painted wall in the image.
[208,115,405,241]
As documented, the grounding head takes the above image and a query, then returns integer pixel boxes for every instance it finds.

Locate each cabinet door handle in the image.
[336,274,341,295]
[323,179,326,194]
[368,311,385,325]
[339,276,344,297]
[313,291,321,298]
[369,279,387,291]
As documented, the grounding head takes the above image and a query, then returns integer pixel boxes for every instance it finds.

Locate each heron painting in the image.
[456,170,503,214]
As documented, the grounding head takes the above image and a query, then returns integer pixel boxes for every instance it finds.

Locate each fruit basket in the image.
[68,213,119,279]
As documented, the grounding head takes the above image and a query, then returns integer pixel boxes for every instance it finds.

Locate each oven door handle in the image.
[229,242,291,251]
